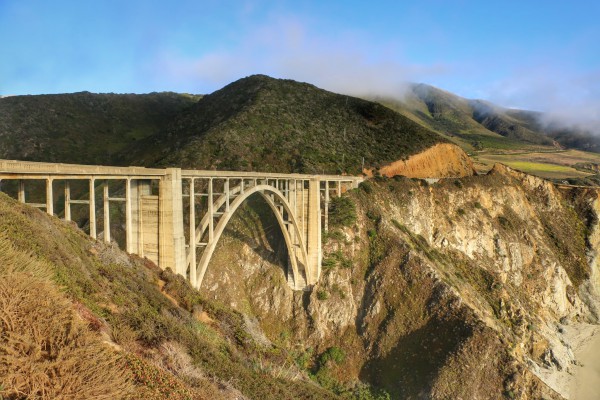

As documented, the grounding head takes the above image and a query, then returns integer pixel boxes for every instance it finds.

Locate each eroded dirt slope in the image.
[366,143,476,178]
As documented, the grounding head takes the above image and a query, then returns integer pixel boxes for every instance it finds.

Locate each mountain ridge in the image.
[379,82,600,154]
[146,74,448,173]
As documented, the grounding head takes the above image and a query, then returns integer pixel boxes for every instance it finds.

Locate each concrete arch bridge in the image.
[0,159,362,290]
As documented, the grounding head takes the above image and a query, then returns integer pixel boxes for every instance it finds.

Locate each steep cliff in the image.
[202,164,600,399]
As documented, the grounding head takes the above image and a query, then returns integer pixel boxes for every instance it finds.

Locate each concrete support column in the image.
[289,180,296,240]
[64,181,71,221]
[158,168,186,276]
[324,181,329,233]
[103,183,110,243]
[89,178,96,239]
[46,178,54,216]
[208,178,214,242]
[189,178,196,287]
[18,180,25,203]
[125,179,133,253]
[224,178,230,212]
[301,180,306,239]
[307,178,322,285]
[127,179,151,255]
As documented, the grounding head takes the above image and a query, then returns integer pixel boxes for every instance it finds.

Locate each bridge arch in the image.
[194,184,310,290]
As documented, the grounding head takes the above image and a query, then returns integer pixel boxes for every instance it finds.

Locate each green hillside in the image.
[0,76,448,174]
[0,92,200,165]
[129,75,447,174]
[379,84,558,152]
[2,75,598,182]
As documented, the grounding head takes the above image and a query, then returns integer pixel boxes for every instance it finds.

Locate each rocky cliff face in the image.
[3,162,598,399]
[203,164,600,399]
[366,143,476,179]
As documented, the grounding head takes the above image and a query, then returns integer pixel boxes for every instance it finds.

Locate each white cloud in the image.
[483,66,600,132]
[156,15,449,97]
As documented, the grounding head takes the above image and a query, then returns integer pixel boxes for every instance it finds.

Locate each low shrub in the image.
[329,196,357,227]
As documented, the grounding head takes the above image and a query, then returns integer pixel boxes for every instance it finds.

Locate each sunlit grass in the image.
[474,149,600,179]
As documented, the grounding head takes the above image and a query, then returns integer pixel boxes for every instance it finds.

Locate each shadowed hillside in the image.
[0,92,200,165]
[127,75,447,174]
[0,76,447,175]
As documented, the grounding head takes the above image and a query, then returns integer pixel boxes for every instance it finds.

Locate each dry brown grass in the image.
[0,234,133,399]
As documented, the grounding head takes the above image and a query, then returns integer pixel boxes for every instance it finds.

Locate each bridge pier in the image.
[103,183,110,243]
[89,179,96,238]
[64,181,71,221]
[307,179,322,285]
[158,169,186,275]
[46,178,54,216]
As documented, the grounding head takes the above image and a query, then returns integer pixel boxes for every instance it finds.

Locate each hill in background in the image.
[0,91,199,165]
[380,83,600,154]
[126,75,447,174]
[0,76,447,174]
[2,75,600,181]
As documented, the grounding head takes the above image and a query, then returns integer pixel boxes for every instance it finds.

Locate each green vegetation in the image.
[320,347,346,364]
[323,229,346,244]
[322,250,353,271]
[491,160,590,179]
[153,75,446,173]
[474,149,600,180]
[317,289,329,300]
[329,196,357,227]
[0,75,446,174]
[0,92,199,165]
[378,84,557,153]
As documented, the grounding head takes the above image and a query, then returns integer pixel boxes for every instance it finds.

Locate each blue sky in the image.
[1,0,599,124]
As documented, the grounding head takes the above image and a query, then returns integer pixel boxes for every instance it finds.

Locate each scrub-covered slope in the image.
[3,161,600,399]
[129,75,447,174]
[0,92,199,165]
[0,193,340,400]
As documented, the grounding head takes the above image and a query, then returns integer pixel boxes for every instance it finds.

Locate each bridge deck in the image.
[0,159,362,184]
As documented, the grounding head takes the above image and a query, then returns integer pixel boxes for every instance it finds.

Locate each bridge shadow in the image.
[220,193,289,277]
